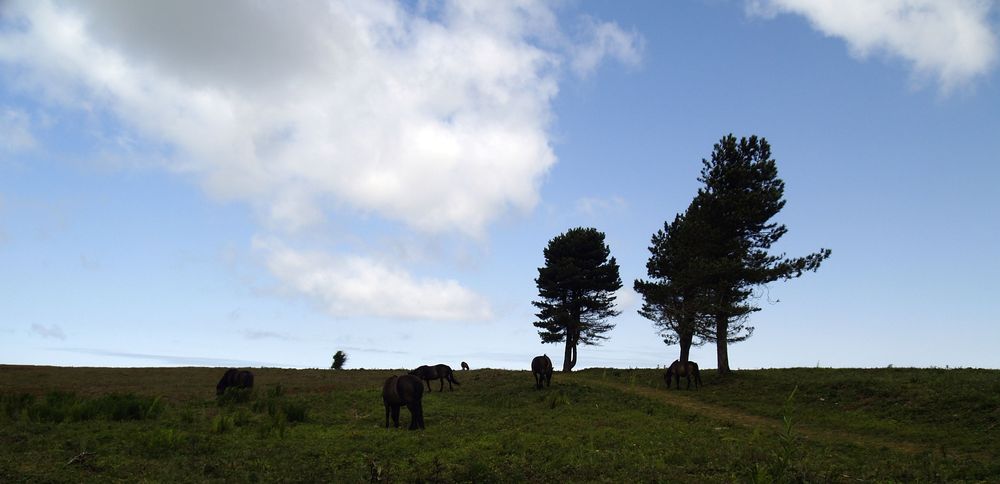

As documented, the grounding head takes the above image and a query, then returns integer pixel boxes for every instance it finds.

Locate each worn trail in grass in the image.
[568,373,929,456]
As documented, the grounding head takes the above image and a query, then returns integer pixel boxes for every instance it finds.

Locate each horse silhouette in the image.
[664,360,702,390]
[216,368,254,395]
[461,361,470,371]
[409,364,461,392]
[531,354,553,389]
[383,374,425,430]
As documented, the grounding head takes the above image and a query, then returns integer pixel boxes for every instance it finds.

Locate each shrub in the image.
[332,350,348,370]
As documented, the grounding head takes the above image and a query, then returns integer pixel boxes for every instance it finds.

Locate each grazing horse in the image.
[216,368,255,395]
[461,361,470,371]
[531,354,553,389]
[664,360,702,390]
[382,374,425,430]
[409,364,461,392]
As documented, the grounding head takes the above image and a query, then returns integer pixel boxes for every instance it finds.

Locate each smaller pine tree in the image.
[331,351,348,370]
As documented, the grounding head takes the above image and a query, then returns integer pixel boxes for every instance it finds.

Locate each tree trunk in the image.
[563,332,577,372]
[679,330,693,364]
[715,313,731,375]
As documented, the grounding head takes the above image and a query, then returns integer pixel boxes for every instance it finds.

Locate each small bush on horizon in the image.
[332,350,348,370]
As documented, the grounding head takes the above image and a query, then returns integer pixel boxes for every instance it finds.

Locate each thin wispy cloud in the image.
[31,323,66,340]
[53,347,290,367]
[575,196,628,217]
[0,108,36,153]
[570,16,644,77]
[242,330,294,341]
[747,0,998,91]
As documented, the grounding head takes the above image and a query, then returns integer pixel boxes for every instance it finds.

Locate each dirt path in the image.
[565,374,935,457]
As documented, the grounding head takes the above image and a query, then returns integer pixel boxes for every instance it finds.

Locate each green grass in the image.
[0,365,997,482]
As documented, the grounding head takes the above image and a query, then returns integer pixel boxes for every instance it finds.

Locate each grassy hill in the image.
[1,365,997,482]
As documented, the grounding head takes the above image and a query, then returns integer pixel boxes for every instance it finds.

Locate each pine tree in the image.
[634,210,713,363]
[693,134,830,374]
[533,227,622,372]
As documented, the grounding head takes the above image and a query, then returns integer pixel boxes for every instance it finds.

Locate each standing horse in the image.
[664,360,702,390]
[409,364,461,392]
[461,361,470,371]
[383,374,425,430]
[531,354,553,389]
[216,368,255,395]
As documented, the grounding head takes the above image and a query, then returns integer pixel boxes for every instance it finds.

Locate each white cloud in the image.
[748,0,998,91]
[571,17,644,77]
[0,108,36,153]
[0,0,641,321]
[254,237,493,321]
[575,195,627,217]
[614,286,640,315]
[31,323,66,340]
[0,0,641,235]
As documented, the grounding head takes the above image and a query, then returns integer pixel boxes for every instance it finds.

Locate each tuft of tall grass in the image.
[144,428,186,456]
[211,414,234,434]
[545,389,571,409]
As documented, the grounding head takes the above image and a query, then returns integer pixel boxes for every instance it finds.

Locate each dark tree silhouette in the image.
[533,227,622,372]
[691,134,831,375]
[634,210,714,364]
[331,350,348,370]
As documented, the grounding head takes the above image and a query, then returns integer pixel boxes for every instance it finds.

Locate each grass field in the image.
[1,365,997,482]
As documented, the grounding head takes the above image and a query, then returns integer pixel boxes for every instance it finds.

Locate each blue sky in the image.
[1,0,998,370]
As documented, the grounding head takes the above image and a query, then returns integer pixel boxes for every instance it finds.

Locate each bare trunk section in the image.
[715,313,731,375]
[563,331,578,372]
[679,329,693,364]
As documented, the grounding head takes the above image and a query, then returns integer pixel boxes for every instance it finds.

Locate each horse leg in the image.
[438,378,444,392]
[406,402,423,430]
[391,404,401,428]
[384,402,390,428]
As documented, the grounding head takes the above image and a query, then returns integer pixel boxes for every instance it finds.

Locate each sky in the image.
[1,0,998,371]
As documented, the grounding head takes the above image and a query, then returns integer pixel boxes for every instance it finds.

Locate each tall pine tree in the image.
[694,134,830,374]
[533,227,622,372]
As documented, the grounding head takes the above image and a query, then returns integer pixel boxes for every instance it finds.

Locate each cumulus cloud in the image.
[254,237,493,321]
[0,0,642,234]
[747,0,998,91]
[0,0,640,321]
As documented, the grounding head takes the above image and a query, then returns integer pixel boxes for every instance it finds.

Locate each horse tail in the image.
[448,369,461,386]
[691,362,702,387]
